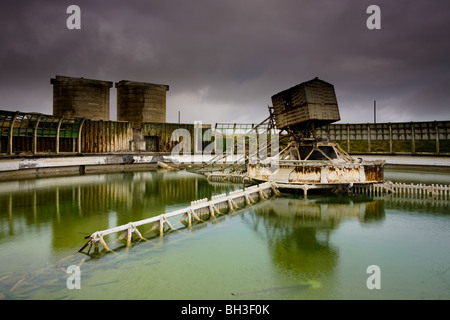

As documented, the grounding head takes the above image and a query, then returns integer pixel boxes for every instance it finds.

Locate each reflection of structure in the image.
[253,196,385,226]
[0,171,216,248]
[246,196,385,276]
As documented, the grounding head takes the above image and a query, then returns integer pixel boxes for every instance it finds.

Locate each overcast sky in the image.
[1,0,449,125]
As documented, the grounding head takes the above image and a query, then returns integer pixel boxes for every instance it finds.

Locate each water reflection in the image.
[0,171,236,251]
[385,168,450,185]
[249,196,385,277]
[0,169,448,300]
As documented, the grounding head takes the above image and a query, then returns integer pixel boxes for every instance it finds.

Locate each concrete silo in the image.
[51,75,113,121]
[115,80,169,128]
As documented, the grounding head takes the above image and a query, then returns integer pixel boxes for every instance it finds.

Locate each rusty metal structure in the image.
[0,110,85,155]
[271,77,340,139]
[198,78,385,194]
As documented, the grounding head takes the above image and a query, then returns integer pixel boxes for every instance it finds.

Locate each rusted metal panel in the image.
[81,120,133,153]
[248,159,385,186]
[363,164,384,182]
[292,166,321,183]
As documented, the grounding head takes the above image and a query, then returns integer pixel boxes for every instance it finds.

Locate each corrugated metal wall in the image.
[81,120,133,153]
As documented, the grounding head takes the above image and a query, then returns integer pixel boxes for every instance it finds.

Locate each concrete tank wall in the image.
[115,80,169,128]
[51,75,113,121]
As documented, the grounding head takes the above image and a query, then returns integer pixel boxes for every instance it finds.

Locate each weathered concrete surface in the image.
[0,155,154,171]
[51,75,113,121]
[116,80,169,128]
[355,155,450,169]
[0,154,160,180]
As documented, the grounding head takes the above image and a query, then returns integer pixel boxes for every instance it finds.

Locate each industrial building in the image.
[0,75,209,155]
[0,76,448,157]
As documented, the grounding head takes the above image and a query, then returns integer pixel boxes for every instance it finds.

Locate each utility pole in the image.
[374,100,377,124]
[178,110,180,124]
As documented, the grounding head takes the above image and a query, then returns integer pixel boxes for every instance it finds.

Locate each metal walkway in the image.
[79,181,280,254]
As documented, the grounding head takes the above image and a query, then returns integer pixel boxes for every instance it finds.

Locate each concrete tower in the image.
[115,80,169,128]
[51,75,113,121]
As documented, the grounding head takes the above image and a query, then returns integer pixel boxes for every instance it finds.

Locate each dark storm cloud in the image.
[0,0,449,124]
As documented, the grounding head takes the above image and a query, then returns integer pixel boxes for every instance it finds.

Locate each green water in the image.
[0,169,449,300]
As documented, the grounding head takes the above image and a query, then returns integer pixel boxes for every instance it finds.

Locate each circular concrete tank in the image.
[115,80,169,128]
[51,75,113,121]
